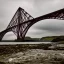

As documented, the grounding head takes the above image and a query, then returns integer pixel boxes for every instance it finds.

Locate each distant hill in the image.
[14,36,40,42]
[24,37,40,42]
[51,36,64,42]
[1,36,64,42]
[40,36,57,42]
[40,36,64,42]
[25,36,64,42]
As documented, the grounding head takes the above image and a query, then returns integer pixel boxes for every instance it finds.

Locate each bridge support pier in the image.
[16,37,25,42]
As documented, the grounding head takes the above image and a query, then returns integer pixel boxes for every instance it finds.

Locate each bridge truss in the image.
[0,7,64,41]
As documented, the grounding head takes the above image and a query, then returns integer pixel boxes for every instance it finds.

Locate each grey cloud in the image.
[33,0,64,17]
[26,19,64,37]
[33,20,64,32]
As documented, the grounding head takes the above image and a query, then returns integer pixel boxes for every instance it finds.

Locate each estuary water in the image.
[0,42,51,45]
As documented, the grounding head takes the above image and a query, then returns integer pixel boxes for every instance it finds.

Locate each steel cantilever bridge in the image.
[0,7,64,41]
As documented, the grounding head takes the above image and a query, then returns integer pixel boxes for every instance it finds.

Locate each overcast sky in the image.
[0,0,64,40]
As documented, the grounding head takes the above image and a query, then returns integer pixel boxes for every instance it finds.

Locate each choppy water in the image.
[0,49,64,64]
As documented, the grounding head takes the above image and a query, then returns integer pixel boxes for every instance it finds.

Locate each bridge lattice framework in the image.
[0,7,64,41]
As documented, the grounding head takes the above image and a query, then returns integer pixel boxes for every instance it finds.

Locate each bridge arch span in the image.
[0,29,17,41]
